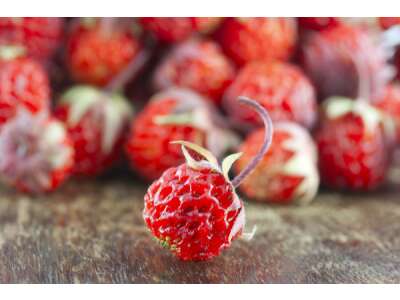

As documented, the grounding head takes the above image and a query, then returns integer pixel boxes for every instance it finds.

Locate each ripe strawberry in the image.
[153,38,235,104]
[143,97,273,260]
[126,88,239,181]
[139,17,222,43]
[66,18,141,86]
[54,85,133,176]
[223,61,317,130]
[216,17,297,66]
[235,122,319,205]
[0,109,74,193]
[0,17,64,61]
[298,17,341,31]
[315,97,392,191]
[0,46,50,127]
[300,24,391,100]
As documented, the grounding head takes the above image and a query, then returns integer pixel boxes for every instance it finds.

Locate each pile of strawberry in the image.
[1,17,400,261]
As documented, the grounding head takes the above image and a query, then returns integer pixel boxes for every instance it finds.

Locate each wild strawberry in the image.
[54,85,133,176]
[216,17,297,66]
[315,97,393,191]
[0,46,50,127]
[298,17,341,31]
[300,24,392,100]
[126,88,239,181]
[153,38,235,104]
[235,122,319,205]
[0,17,64,61]
[143,97,273,260]
[0,109,74,193]
[139,17,222,43]
[66,18,142,86]
[223,61,317,130]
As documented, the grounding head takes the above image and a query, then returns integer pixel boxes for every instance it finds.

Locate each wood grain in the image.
[1,178,400,283]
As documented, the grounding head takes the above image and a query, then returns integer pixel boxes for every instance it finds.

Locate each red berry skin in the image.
[315,102,389,191]
[300,25,391,101]
[298,17,341,31]
[139,17,222,43]
[223,61,317,130]
[216,17,297,66]
[126,97,206,181]
[144,163,244,261]
[235,122,319,205]
[0,56,50,127]
[0,18,64,61]
[378,17,400,29]
[66,20,141,86]
[153,39,235,104]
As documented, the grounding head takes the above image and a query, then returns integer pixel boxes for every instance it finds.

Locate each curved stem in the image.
[231,97,274,188]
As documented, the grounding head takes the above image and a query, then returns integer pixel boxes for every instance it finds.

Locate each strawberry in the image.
[300,24,392,100]
[0,17,64,61]
[66,18,141,86]
[235,122,319,205]
[0,46,50,127]
[315,97,393,191]
[0,109,74,193]
[143,97,273,260]
[298,17,341,31]
[216,17,297,66]
[153,38,235,104]
[126,88,239,181]
[379,18,400,30]
[54,85,133,176]
[139,17,222,43]
[223,61,317,130]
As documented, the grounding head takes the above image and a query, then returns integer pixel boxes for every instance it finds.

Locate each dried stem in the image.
[231,97,273,188]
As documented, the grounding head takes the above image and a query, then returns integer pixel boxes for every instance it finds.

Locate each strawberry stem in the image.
[231,97,273,188]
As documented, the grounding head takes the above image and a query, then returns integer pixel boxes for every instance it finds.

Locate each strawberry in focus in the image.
[139,17,222,43]
[54,85,132,176]
[235,122,319,205]
[143,97,273,260]
[153,38,235,104]
[0,109,74,193]
[0,46,50,127]
[216,17,297,66]
[223,61,317,130]
[126,88,239,181]
[66,18,141,86]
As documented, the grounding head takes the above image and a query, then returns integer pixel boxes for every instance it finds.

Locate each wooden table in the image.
[1,177,400,283]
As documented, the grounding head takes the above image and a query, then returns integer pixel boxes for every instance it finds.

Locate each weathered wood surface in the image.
[1,177,400,283]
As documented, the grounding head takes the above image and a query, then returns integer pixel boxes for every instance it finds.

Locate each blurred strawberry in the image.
[0,46,50,127]
[153,38,235,104]
[0,17,64,61]
[315,97,393,191]
[379,17,400,30]
[216,17,297,66]
[139,17,222,43]
[54,85,133,176]
[298,17,341,31]
[66,18,141,86]
[0,109,74,193]
[223,61,317,130]
[236,122,319,205]
[126,88,239,181]
[300,24,392,101]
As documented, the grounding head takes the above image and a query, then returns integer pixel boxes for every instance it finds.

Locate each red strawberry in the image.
[126,88,239,181]
[0,46,50,127]
[54,85,133,176]
[216,17,297,66]
[153,38,235,104]
[139,17,222,43]
[379,18,400,30]
[298,17,341,31]
[300,24,392,100]
[315,97,392,191]
[143,97,273,260]
[235,122,319,205]
[66,18,141,86]
[223,61,317,130]
[0,109,74,193]
[0,17,64,61]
